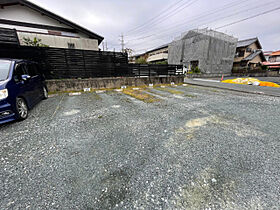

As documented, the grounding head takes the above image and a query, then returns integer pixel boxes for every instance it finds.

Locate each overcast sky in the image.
[30,0,280,54]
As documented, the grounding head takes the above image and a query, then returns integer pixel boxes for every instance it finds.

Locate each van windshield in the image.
[0,60,11,81]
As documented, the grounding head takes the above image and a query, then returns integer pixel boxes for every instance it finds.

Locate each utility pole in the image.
[105,41,108,51]
[102,41,105,51]
[120,34,125,53]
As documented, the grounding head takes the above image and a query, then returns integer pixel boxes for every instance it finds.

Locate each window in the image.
[68,43,75,49]
[0,60,11,81]
[14,63,27,83]
[190,60,199,68]
[240,61,247,67]
[26,64,39,77]
[269,57,276,62]
[246,48,252,53]
[238,50,245,57]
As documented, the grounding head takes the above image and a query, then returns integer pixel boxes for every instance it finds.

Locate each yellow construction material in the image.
[222,78,280,88]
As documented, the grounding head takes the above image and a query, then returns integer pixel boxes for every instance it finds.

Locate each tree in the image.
[124,48,133,57]
[135,57,147,64]
[23,37,49,47]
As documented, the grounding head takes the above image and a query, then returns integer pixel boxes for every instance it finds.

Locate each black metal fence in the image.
[0,46,183,79]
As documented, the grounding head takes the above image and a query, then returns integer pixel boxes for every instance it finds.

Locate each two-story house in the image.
[0,0,103,50]
[233,38,266,69]
[268,50,280,63]
[130,44,169,64]
[263,50,280,71]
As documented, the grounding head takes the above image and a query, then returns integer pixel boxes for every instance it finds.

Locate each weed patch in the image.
[123,89,159,103]
[156,88,184,95]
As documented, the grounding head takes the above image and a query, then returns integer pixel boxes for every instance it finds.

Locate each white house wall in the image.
[0,4,100,50]
[0,5,72,29]
[0,5,90,38]
[17,32,99,50]
[147,53,168,63]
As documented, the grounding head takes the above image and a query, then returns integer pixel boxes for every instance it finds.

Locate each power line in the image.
[126,0,257,42]
[216,6,280,29]
[128,1,278,49]
[128,0,200,36]
[127,0,199,36]
[126,0,186,34]
[131,4,280,53]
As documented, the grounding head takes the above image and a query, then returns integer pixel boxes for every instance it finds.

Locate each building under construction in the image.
[168,29,238,74]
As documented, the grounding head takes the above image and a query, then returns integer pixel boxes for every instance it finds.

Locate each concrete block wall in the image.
[46,76,184,92]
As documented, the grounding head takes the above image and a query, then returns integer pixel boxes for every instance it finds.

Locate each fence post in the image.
[138,64,140,78]
[64,49,69,79]
[113,51,116,77]
[82,50,86,78]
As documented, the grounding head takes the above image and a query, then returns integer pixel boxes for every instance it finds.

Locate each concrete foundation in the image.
[46,76,184,92]
[186,73,231,78]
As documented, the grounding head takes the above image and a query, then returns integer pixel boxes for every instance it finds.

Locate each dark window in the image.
[68,43,75,49]
[238,50,245,57]
[190,60,199,68]
[269,56,276,62]
[240,61,247,67]
[13,63,27,83]
[246,48,252,53]
[27,63,39,77]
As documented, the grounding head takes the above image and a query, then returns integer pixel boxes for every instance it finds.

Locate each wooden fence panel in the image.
[0,46,183,79]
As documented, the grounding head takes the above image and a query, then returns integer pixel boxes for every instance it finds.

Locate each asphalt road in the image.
[1,85,279,209]
[185,78,280,97]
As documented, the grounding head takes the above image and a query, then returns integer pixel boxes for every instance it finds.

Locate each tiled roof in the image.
[243,50,265,61]
[237,38,259,48]
[270,50,280,56]
[263,61,280,66]
[146,43,169,54]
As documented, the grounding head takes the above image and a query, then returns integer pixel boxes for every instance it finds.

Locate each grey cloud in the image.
[31,0,280,52]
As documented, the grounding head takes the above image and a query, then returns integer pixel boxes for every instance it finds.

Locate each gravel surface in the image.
[0,85,279,209]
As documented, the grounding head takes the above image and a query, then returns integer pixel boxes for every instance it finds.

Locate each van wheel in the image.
[16,98,28,120]
[43,86,48,99]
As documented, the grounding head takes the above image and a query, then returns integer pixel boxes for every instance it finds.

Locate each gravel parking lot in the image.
[1,85,279,209]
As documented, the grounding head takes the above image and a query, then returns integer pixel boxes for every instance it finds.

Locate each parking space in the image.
[1,85,280,209]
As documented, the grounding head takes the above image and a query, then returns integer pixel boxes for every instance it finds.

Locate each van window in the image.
[27,64,39,77]
[0,60,11,81]
[14,63,26,83]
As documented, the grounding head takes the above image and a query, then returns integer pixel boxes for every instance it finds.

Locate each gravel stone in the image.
[0,86,279,209]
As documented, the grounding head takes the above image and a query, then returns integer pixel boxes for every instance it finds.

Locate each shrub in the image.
[23,37,49,47]
[135,57,147,64]
[154,60,168,65]
[261,65,268,70]
[192,66,201,74]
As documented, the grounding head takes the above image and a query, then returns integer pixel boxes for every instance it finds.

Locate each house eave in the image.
[0,0,104,44]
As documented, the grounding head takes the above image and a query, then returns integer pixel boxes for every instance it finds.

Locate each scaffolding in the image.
[168,29,238,74]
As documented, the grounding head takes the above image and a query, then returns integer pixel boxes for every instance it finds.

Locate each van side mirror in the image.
[21,75,31,81]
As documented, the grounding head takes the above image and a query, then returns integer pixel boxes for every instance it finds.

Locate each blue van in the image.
[0,59,48,124]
